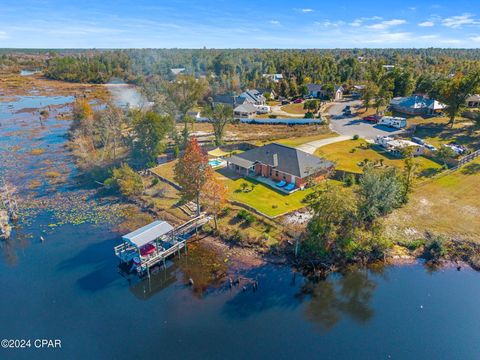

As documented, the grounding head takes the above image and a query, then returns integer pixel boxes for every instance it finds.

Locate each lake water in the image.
[1,94,480,360]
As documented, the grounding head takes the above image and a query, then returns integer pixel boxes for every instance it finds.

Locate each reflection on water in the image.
[300,269,377,332]
[129,242,229,300]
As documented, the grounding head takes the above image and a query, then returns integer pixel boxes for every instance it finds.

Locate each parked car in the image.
[293,98,304,104]
[425,144,437,151]
[363,115,380,123]
[281,100,290,105]
[343,109,352,116]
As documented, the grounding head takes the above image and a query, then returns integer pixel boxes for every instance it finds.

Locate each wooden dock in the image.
[114,214,211,277]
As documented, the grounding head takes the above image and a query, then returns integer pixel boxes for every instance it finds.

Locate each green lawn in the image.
[280,103,308,114]
[315,139,442,178]
[384,159,480,242]
[151,160,313,217]
[218,175,312,217]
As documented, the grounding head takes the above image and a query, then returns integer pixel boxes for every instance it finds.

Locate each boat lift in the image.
[114,214,210,278]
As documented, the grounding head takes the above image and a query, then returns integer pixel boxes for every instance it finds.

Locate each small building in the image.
[262,73,283,82]
[334,86,344,101]
[226,143,334,191]
[170,68,186,76]
[234,102,258,118]
[390,96,446,116]
[466,94,480,108]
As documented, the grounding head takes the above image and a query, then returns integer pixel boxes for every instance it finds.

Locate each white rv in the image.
[378,116,407,129]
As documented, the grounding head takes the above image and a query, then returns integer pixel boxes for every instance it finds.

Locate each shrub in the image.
[304,111,314,119]
[343,173,356,187]
[423,235,448,260]
[269,114,278,119]
[107,163,144,198]
[151,177,160,186]
[237,209,256,224]
[352,134,359,140]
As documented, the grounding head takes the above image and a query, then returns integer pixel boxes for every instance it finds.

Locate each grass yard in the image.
[151,161,177,182]
[410,118,479,150]
[151,161,312,217]
[281,103,308,114]
[315,139,442,178]
[384,160,480,242]
[217,174,312,217]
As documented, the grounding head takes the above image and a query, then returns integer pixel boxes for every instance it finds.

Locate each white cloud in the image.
[419,35,438,40]
[409,7,416,11]
[418,21,434,27]
[367,19,406,30]
[442,13,478,28]
[349,16,382,27]
[269,20,280,25]
[470,35,480,42]
[301,8,313,13]
[0,31,7,39]
[314,20,345,28]
[364,31,411,43]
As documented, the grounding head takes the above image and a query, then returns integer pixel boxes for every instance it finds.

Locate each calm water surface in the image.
[1,95,480,360]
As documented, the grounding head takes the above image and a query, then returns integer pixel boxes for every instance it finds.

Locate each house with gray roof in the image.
[238,89,266,105]
[390,96,446,115]
[233,102,257,117]
[226,143,334,191]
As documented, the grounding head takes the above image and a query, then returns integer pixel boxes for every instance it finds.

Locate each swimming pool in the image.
[208,158,224,168]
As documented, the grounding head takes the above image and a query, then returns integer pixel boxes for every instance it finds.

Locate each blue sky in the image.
[1,0,480,48]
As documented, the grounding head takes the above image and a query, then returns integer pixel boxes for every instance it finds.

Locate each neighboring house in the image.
[382,65,395,71]
[306,84,343,100]
[306,84,323,98]
[262,73,283,82]
[170,68,186,76]
[233,103,258,118]
[351,85,366,98]
[212,94,238,108]
[466,95,480,108]
[375,136,424,157]
[390,96,446,116]
[226,143,334,189]
[258,88,277,99]
[238,89,266,105]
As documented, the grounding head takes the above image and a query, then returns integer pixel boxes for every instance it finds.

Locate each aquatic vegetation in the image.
[30,148,45,155]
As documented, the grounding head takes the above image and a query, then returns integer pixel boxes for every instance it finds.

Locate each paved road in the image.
[297,135,351,154]
[328,99,404,140]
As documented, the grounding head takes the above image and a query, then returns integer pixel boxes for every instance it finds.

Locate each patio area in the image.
[248,175,300,194]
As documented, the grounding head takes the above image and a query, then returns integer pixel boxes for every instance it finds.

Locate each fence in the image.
[454,150,480,169]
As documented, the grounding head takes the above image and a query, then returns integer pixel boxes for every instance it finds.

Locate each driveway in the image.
[327,99,404,140]
[270,105,306,118]
[297,135,351,154]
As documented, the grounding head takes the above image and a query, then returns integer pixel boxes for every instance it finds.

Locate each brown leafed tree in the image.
[200,175,228,229]
[174,137,212,215]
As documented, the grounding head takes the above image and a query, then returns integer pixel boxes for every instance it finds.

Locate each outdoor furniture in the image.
[284,183,295,191]
[276,180,287,187]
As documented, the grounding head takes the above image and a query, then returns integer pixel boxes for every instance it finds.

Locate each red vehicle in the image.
[293,98,304,104]
[363,115,380,123]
